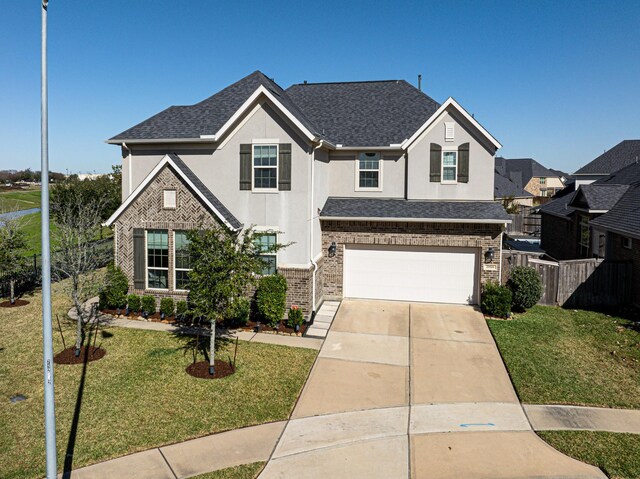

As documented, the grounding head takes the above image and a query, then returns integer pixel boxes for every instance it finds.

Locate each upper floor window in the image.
[254,233,277,275]
[253,145,278,191]
[579,215,590,257]
[623,236,632,249]
[356,152,382,190]
[540,177,546,185]
[174,231,192,291]
[147,229,169,289]
[442,151,457,182]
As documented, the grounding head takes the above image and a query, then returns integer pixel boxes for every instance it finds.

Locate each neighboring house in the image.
[494,169,533,207]
[495,157,565,199]
[573,139,640,187]
[539,161,640,262]
[104,71,509,315]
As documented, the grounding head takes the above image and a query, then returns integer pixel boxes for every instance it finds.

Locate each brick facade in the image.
[320,220,503,301]
[114,164,319,315]
[608,233,640,307]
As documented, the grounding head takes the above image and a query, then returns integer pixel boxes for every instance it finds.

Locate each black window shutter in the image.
[278,143,292,191]
[133,228,145,290]
[458,143,469,183]
[430,143,442,182]
[239,144,252,190]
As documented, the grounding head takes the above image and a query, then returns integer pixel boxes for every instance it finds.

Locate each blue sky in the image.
[1,0,639,174]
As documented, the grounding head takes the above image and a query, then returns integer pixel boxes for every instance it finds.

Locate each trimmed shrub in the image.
[160,297,175,317]
[507,266,543,311]
[227,297,250,327]
[102,263,129,309]
[480,281,512,318]
[256,274,288,328]
[127,294,141,313]
[287,305,305,329]
[176,300,189,320]
[141,295,156,315]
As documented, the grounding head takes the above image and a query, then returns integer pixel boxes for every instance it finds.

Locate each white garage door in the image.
[343,245,478,304]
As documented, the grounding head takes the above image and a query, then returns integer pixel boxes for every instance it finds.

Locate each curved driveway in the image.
[259,299,606,479]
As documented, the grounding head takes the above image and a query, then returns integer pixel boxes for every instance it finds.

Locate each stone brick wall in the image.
[114,165,222,306]
[608,233,640,307]
[541,213,578,260]
[321,220,503,300]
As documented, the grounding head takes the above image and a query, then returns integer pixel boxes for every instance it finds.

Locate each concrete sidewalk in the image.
[525,404,640,434]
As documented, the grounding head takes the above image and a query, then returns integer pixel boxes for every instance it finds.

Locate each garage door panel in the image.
[344,245,478,304]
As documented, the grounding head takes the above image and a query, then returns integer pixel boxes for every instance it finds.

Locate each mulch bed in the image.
[53,346,106,364]
[239,319,308,336]
[0,299,30,308]
[99,309,176,324]
[186,359,235,379]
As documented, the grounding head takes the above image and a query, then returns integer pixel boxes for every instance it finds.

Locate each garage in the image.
[343,244,479,304]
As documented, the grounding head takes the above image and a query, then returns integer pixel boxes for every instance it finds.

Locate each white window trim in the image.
[354,152,384,192]
[252,143,279,193]
[441,149,458,184]
[622,236,632,249]
[145,229,169,291]
[173,230,191,292]
[254,227,279,275]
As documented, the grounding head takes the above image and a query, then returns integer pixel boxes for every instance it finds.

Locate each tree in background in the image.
[51,187,111,355]
[187,224,286,375]
[51,165,121,223]
[0,216,28,304]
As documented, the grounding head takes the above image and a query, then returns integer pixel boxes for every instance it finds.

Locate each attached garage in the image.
[343,244,479,304]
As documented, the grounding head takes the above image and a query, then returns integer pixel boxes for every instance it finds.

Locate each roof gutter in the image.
[319,216,511,224]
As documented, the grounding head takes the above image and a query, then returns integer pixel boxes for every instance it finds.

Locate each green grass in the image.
[0,281,317,479]
[0,188,41,212]
[488,305,640,408]
[191,462,265,479]
[539,431,640,479]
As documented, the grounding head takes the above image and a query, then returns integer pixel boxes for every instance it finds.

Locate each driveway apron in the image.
[259,299,606,479]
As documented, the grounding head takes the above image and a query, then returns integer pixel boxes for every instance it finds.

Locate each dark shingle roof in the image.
[320,197,510,222]
[168,153,242,229]
[494,170,532,199]
[285,80,440,146]
[574,140,640,176]
[538,192,575,218]
[110,71,320,141]
[590,185,640,239]
[494,157,557,190]
[570,184,630,211]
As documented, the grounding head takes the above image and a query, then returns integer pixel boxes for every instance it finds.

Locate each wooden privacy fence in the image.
[502,251,632,308]
[506,206,541,236]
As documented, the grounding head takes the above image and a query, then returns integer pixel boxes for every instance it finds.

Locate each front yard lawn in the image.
[539,431,640,479]
[192,462,265,479]
[488,305,640,408]
[0,281,317,479]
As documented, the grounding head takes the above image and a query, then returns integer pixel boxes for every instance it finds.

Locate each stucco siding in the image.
[126,101,313,265]
[327,151,405,198]
[406,110,494,201]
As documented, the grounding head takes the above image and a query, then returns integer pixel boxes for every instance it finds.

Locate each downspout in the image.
[309,140,323,321]
[122,142,132,196]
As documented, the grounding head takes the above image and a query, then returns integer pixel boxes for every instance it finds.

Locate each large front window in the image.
[147,230,168,289]
[174,231,191,290]
[357,152,381,189]
[253,145,278,190]
[255,233,277,275]
[442,151,457,182]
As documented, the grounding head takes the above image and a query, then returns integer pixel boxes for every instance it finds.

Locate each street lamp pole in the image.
[41,1,58,477]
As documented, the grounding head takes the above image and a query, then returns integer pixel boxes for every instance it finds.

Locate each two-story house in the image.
[495,157,565,200]
[104,71,509,317]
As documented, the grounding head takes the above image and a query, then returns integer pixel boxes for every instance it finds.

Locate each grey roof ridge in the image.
[167,153,242,229]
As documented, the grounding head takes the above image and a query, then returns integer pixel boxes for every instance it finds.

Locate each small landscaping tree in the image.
[480,281,512,318]
[0,216,28,304]
[256,274,288,328]
[507,266,543,311]
[187,224,286,375]
[51,186,111,356]
[100,263,129,309]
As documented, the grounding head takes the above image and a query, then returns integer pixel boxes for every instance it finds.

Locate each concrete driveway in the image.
[259,299,606,479]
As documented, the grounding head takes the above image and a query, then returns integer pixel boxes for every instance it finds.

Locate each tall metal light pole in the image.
[41,1,58,477]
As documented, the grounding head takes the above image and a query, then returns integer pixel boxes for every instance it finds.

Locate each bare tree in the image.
[51,188,110,355]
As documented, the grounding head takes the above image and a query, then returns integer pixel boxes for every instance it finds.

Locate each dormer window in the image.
[356,152,383,190]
